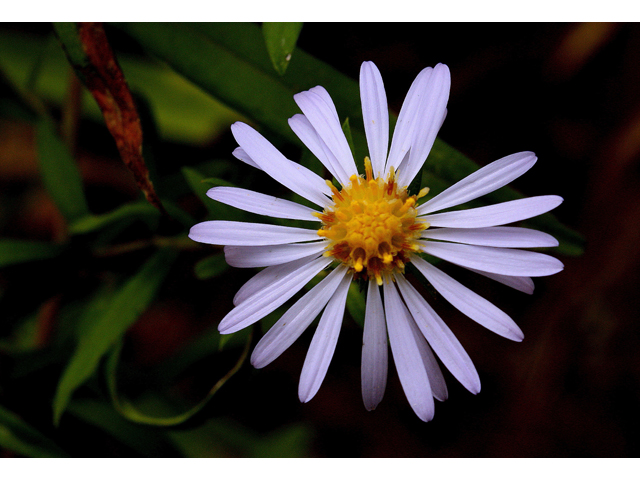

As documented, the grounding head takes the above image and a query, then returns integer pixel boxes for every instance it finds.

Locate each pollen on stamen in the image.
[317,157,428,282]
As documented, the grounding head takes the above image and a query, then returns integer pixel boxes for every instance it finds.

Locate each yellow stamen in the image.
[318,158,428,282]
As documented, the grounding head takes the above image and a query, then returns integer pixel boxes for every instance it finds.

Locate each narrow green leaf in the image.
[52,248,177,424]
[182,167,239,221]
[0,239,62,267]
[182,167,214,209]
[36,118,89,222]
[68,201,160,235]
[105,328,251,427]
[52,23,89,69]
[66,400,181,457]
[194,253,229,280]
[262,22,303,76]
[346,281,366,328]
[115,22,300,144]
[342,117,357,160]
[0,404,67,457]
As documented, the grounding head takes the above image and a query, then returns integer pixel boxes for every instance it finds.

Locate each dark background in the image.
[1,22,639,457]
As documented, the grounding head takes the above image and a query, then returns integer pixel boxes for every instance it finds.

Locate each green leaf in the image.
[0,404,67,457]
[68,201,160,235]
[36,118,89,223]
[0,239,62,267]
[262,22,303,76]
[182,167,239,220]
[342,117,357,161]
[168,418,312,457]
[346,281,366,328]
[52,248,177,425]
[194,253,229,280]
[66,400,181,457]
[52,23,89,69]
[105,328,251,427]
[115,22,300,144]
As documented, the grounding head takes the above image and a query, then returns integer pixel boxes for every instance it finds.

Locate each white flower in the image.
[189,61,564,421]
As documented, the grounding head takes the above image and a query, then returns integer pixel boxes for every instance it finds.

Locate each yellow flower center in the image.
[316,157,429,285]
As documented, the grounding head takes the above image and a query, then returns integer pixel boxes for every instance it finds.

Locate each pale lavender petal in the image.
[418,152,537,215]
[288,114,350,186]
[405,314,448,402]
[383,280,435,422]
[308,86,340,123]
[361,279,388,411]
[421,195,564,228]
[219,255,331,334]
[421,226,559,248]
[294,89,358,179]
[411,256,524,341]
[233,254,325,305]
[232,147,261,170]
[395,274,480,394]
[189,221,320,246]
[251,265,350,369]
[465,267,535,294]
[419,240,564,277]
[386,67,433,174]
[398,63,450,188]
[207,187,320,221]
[231,122,331,207]
[299,272,353,403]
[360,61,389,177]
[224,242,327,268]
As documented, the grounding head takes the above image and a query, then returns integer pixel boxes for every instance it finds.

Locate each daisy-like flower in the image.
[189,61,564,421]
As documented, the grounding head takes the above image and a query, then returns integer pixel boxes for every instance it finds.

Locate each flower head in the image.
[189,61,564,421]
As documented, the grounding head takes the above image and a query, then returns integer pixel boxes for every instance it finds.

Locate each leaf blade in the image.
[36,118,89,223]
[262,22,303,75]
[0,239,63,267]
[52,248,177,424]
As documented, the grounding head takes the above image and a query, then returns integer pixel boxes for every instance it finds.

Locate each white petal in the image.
[224,242,327,268]
[383,280,435,422]
[233,254,325,305]
[219,255,331,334]
[418,152,537,215]
[207,186,320,221]
[421,226,559,248]
[189,221,320,246]
[308,86,340,123]
[398,63,451,188]
[232,147,261,170]
[466,267,535,294]
[251,265,350,369]
[361,279,388,411]
[411,256,524,341]
[395,274,480,394]
[419,240,564,277]
[298,272,353,403]
[231,122,331,207]
[360,61,389,178]
[405,313,448,402]
[386,67,433,174]
[294,89,358,179]
[421,195,564,228]
[288,114,351,186]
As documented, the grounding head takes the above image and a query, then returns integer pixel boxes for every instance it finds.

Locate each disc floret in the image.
[316,158,429,285]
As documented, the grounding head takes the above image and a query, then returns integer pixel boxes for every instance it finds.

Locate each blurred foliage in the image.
[0,22,584,458]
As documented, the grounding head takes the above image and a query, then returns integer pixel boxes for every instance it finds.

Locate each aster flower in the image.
[188,61,564,421]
